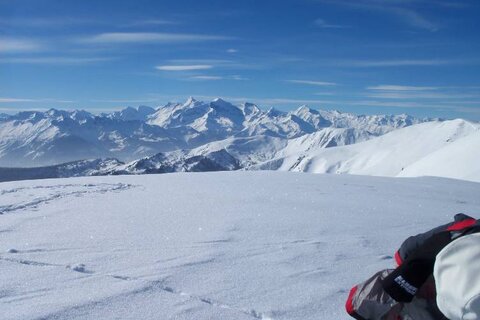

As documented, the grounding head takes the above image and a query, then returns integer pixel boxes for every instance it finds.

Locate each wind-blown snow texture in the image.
[1,172,479,320]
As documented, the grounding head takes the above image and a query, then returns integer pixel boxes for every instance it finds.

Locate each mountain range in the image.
[0,97,426,167]
[2,97,479,183]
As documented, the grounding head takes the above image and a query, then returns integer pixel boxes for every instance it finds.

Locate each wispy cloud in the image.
[80,32,231,44]
[0,38,44,53]
[188,75,249,81]
[0,17,177,29]
[231,75,249,81]
[286,80,337,86]
[0,57,115,65]
[351,100,480,111]
[227,48,238,53]
[189,95,336,106]
[338,59,471,67]
[367,85,440,91]
[388,6,438,32]
[189,75,223,80]
[166,59,259,70]
[0,97,75,103]
[351,100,441,109]
[156,65,213,71]
[316,0,439,32]
[314,18,349,29]
[365,84,480,100]
[91,98,160,103]
[0,98,35,103]
[366,92,477,100]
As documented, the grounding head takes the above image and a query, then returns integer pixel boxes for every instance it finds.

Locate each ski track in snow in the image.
[0,183,134,215]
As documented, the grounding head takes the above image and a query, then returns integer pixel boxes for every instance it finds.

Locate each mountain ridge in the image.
[0,97,431,167]
[1,117,478,183]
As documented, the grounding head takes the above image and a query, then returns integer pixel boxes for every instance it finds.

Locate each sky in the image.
[1,0,480,120]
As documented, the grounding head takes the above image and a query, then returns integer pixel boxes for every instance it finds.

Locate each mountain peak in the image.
[212,97,227,104]
[185,96,199,106]
[294,105,318,115]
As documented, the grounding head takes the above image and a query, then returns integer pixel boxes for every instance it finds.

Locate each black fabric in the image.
[383,232,452,302]
[397,213,475,262]
[349,311,367,320]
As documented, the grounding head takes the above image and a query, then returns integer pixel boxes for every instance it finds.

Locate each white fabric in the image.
[434,233,480,320]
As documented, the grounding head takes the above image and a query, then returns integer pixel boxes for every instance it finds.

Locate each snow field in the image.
[1,172,479,319]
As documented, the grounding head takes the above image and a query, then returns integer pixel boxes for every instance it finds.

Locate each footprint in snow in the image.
[66,263,93,274]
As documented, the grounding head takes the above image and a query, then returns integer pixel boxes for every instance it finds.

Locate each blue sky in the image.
[1,0,480,120]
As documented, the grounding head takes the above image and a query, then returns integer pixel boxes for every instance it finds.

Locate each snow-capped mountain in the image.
[0,108,183,167]
[293,106,421,135]
[0,150,240,182]
[253,119,480,182]
[0,97,430,167]
[2,118,479,183]
[107,105,156,122]
[113,149,240,175]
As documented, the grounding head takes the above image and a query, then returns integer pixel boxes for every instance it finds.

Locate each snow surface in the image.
[256,119,480,182]
[1,172,479,319]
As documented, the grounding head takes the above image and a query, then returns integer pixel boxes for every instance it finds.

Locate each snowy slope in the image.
[398,129,480,181]
[1,172,479,320]
[255,119,480,182]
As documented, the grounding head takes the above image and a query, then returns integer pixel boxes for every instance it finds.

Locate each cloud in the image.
[365,85,480,100]
[189,75,223,80]
[0,98,35,103]
[0,97,74,103]
[91,98,160,103]
[231,75,249,81]
[316,0,439,32]
[339,59,469,67]
[227,48,238,53]
[80,32,231,44]
[351,99,480,110]
[351,100,440,109]
[286,80,337,86]
[188,75,249,81]
[367,85,439,91]
[366,92,476,100]
[0,38,43,53]
[165,59,259,70]
[156,65,213,71]
[314,18,349,29]
[0,57,115,65]
[189,95,336,106]
[388,6,438,32]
